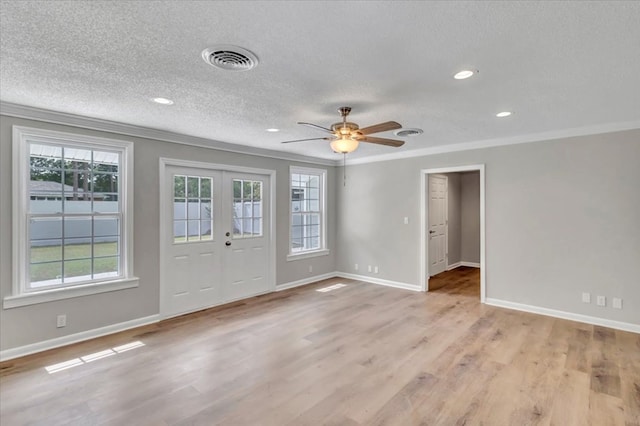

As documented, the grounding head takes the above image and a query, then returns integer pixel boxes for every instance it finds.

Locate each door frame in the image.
[427,174,449,276]
[419,164,486,302]
[158,157,276,319]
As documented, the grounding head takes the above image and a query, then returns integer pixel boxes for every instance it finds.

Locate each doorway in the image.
[159,158,275,319]
[420,165,486,302]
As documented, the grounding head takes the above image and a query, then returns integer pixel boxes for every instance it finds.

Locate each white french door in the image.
[161,163,272,318]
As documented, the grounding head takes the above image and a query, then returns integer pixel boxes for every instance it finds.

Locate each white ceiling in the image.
[1,1,639,162]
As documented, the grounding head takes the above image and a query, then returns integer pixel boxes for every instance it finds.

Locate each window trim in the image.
[287,165,328,261]
[6,126,138,309]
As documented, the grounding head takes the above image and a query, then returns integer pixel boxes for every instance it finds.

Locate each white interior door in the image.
[162,166,223,317]
[222,172,271,301]
[429,174,447,276]
[161,164,272,318]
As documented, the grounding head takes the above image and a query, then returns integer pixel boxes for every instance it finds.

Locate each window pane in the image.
[92,150,119,173]
[188,200,200,219]
[201,200,212,220]
[64,217,91,238]
[174,176,186,197]
[201,178,212,198]
[187,177,199,198]
[64,259,92,281]
[174,221,186,243]
[252,202,261,218]
[30,262,62,286]
[30,239,62,263]
[174,198,186,220]
[243,218,253,236]
[95,239,118,257]
[243,181,252,200]
[95,217,119,237]
[94,256,119,277]
[187,220,200,241]
[252,181,262,201]
[93,173,119,212]
[233,180,241,198]
[31,217,62,240]
[200,221,212,240]
[64,238,92,260]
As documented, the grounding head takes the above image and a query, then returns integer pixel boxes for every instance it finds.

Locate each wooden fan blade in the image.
[360,136,405,147]
[281,137,332,144]
[359,121,402,135]
[298,122,334,133]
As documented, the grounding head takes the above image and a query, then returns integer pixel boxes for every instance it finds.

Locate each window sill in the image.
[286,249,330,262]
[3,277,139,309]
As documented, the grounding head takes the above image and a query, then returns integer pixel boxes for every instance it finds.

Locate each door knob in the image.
[225,241,231,246]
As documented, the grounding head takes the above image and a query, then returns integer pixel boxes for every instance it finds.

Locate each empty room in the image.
[0,1,639,425]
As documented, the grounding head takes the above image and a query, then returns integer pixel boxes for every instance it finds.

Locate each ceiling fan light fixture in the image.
[330,137,359,154]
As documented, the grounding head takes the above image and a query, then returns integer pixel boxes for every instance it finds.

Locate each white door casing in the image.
[419,165,486,303]
[159,159,275,319]
[428,174,447,276]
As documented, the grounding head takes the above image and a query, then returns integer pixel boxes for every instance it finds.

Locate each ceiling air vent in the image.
[201,45,259,71]
[394,128,424,137]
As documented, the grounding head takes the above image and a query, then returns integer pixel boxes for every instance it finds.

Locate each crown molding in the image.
[0,102,337,166]
[345,120,640,166]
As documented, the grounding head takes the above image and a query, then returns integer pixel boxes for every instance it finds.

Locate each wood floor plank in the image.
[1,267,638,425]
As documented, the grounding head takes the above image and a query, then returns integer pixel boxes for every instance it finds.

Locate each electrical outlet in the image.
[612,297,622,309]
[403,217,409,225]
[582,292,591,303]
[56,314,66,328]
[308,265,313,273]
[374,266,379,274]
[354,263,359,271]
[368,265,372,272]
[596,295,606,307]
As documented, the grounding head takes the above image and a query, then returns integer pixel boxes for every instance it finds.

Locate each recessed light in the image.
[266,128,280,132]
[152,97,174,105]
[454,70,476,80]
[496,111,512,118]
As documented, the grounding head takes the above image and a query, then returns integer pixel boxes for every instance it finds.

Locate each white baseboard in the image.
[276,272,338,291]
[485,298,639,334]
[446,262,462,271]
[336,272,421,292]
[0,314,160,362]
[446,261,480,271]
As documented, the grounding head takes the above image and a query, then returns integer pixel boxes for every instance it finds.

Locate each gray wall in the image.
[336,129,640,325]
[460,172,480,264]
[0,115,337,351]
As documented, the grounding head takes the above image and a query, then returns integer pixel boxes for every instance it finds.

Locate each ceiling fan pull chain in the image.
[343,152,347,186]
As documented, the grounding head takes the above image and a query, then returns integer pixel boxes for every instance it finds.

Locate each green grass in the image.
[30,242,118,282]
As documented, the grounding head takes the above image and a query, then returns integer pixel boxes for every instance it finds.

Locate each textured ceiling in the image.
[1,1,639,161]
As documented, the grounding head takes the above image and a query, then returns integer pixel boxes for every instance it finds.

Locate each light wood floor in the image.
[1,267,639,425]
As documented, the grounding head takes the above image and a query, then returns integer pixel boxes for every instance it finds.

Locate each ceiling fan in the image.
[281,107,405,154]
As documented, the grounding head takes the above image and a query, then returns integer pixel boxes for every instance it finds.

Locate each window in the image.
[173,175,213,243]
[288,166,328,259]
[7,126,136,308]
